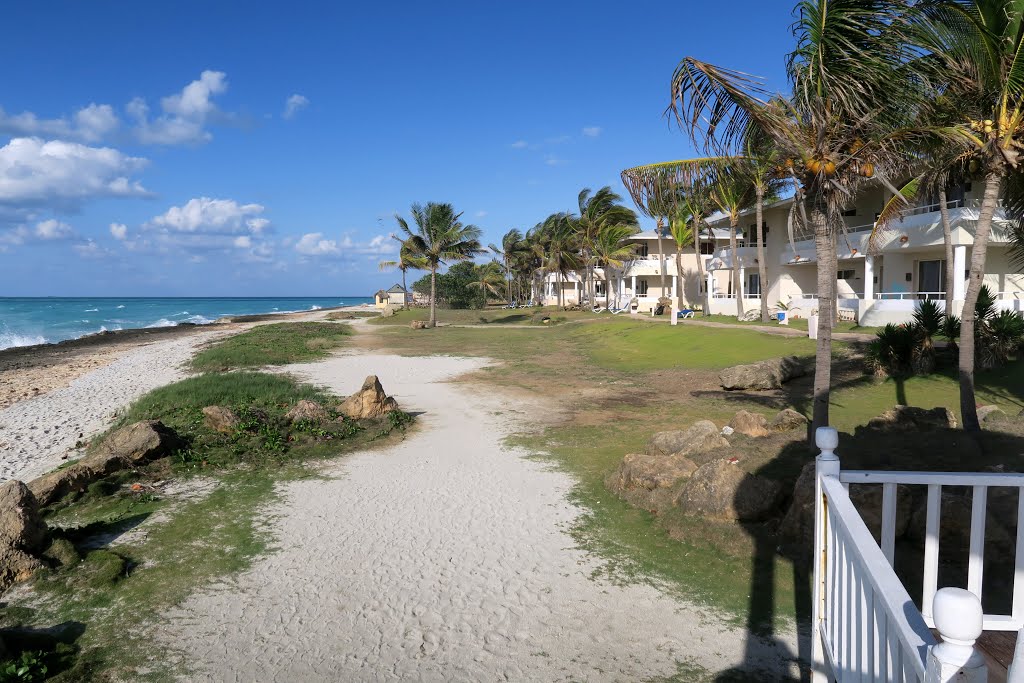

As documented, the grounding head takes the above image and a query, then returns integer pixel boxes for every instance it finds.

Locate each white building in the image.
[542,183,1024,323]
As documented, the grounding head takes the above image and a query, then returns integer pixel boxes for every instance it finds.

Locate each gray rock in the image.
[727,411,770,438]
[720,356,807,391]
[285,400,330,424]
[645,421,727,457]
[675,459,783,521]
[867,406,957,430]
[976,405,1006,423]
[770,408,808,432]
[611,454,698,493]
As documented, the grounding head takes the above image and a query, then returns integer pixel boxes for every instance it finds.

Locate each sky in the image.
[0,1,793,297]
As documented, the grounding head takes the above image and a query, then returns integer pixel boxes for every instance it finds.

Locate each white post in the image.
[671,274,677,301]
[926,588,987,682]
[953,245,967,302]
[706,271,714,298]
[739,266,745,302]
[618,277,625,308]
[811,427,840,683]
[864,255,875,301]
[671,304,678,325]
[575,279,580,305]
[631,275,637,297]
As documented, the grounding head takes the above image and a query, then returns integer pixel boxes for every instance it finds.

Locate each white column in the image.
[863,255,875,301]
[707,270,714,298]
[671,275,678,300]
[739,266,745,300]
[631,275,637,296]
[953,245,967,301]
[574,279,579,304]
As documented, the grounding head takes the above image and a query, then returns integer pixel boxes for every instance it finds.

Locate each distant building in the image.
[375,284,410,308]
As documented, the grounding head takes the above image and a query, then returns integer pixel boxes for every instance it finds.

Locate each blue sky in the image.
[0,1,793,296]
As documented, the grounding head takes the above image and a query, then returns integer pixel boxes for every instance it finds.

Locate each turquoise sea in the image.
[0,297,373,350]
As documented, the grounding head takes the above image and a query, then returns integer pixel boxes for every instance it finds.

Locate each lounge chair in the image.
[677,309,695,319]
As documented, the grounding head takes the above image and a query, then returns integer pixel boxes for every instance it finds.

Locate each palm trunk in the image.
[557,270,563,308]
[959,170,1001,432]
[675,250,685,309]
[811,206,836,436]
[730,217,743,318]
[429,267,437,327]
[693,223,708,316]
[939,188,954,313]
[605,275,612,311]
[656,218,667,298]
[401,267,408,310]
[756,189,770,322]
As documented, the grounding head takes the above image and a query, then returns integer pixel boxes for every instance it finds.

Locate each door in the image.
[917,260,945,299]
[747,273,761,297]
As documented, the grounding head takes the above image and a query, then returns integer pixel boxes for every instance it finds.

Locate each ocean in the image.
[0,297,373,350]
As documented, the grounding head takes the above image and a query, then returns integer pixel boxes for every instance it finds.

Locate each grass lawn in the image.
[368,306,600,326]
[701,314,875,334]
[191,321,352,371]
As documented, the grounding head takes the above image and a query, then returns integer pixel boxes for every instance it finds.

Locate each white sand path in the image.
[0,332,223,482]
[162,353,800,681]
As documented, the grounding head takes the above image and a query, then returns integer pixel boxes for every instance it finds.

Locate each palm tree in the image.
[593,223,641,310]
[468,261,507,300]
[665,0,919,433]
[745,138,786,321]
[396,203,484,327]
[668,208,695,309]
[572,187,640,304]
[889,0,1024,430]
[541,213,582,309]
[378,238,426,309]
[711,164,758,318]
[489,229,526,305]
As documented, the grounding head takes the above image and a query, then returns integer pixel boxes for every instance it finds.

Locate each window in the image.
[636,279,649,296]
[838,269,856,280]
[699,239,715,255]
[636,243,649,258]
[746,223,769,245]
[747,273,761,296]
[595,281,605,295]
[841,207,857,217]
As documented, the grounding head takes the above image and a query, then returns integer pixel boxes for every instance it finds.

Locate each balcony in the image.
[707,245,759,270]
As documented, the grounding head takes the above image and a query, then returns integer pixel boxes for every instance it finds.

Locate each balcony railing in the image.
[875,291,945,301]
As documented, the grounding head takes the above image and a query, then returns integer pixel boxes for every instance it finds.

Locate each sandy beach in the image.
[155,351,799,681]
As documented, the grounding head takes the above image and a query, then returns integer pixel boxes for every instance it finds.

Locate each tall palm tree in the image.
[745,138,787,321]
[468,261,506,300]
[396,203,484,328]
[593,223,641,310]
[572,187,640,303]
[711,164,759,318]
[489,228,526,305]
[378,238,426,309]
[668,208,695,309]
[892,0,1024,430]
[665,0,918,433]
[540,213,582,309]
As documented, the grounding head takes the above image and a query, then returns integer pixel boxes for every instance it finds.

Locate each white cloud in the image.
[233,235,251,248]
[73,239,111,259]
[130,70,229,145]
[283,94,309,120]
[474,210,488,218]
[0,103,120,143]
[0,226,29,246]
[582,126,602,137]
[34,219,74,240]
[0,137,150,209]
[147,197,268,235]
[110,222,128,240]
[510,140,529,149]
[295,232,340,256]
[544,155,567,166]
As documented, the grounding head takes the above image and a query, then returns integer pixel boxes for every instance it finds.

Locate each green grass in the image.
[701,314,874,334]
[368,306,595,326]
[191,322,351,371]
[568,317,822,371]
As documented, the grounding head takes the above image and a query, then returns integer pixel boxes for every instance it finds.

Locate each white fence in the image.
[811,427,1016,682]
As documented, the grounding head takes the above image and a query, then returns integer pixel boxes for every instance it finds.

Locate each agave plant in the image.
[866,323,919,378]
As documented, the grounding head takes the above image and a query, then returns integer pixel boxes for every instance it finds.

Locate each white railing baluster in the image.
[813,427,840,683]
[861,572,871,678]
[1006,626,1024,682]
[923,484,942,625]
[967,486,988,600]
[882,483,897,567]
[1014,489,1024,625]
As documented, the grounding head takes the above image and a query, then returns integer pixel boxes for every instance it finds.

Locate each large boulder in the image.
[339,375,398,419]
[611,454,698,493]
[98,420,178,465]
[645,421,728,458]
[0,481,47,553]
[727,411,770,438]
[867,406,957,431]
[778,462,816,547]
[907,491,1015,557]
[675,460,783,521]
[719,356,807,391]
[29,420,178,507]
[202,406,240,433]
[410,320,428,330]
[0,481,48,594]
[770,408,808,432]
[285,400,330,424]
[976,405,1006,424]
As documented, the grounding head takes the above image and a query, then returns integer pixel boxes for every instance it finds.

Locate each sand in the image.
[0,331,222,482]
[160,353,800,681]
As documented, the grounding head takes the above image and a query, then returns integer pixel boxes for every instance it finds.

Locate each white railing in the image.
[903,199,965,216]
[812,427,1000,682]
[845,221,876,234]
[874,292,944,301]
[710,293,762,299]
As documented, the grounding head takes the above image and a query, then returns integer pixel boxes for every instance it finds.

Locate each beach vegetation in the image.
[412,261,488,310]
[190,321,351,371]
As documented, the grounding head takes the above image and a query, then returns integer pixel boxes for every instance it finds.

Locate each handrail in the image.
[820,475,934,680]
[874,292,944,301]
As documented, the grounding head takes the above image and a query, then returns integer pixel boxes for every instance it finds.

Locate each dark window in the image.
[637,243,649,258]
[838,269,856,280]
[747,273,761,296]
[699,240,715,255]
[636,279,649,295]
[841,208,857,217]
[746,223,769,245]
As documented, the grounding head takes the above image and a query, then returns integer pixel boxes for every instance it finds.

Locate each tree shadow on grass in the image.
[0,620,87,679]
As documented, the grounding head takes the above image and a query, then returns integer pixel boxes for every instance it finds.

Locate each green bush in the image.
[412,262,487,309]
